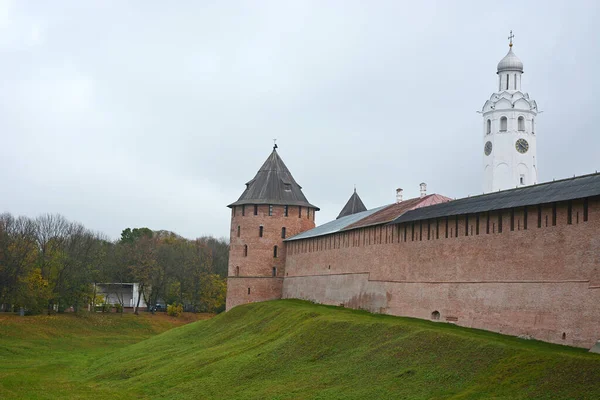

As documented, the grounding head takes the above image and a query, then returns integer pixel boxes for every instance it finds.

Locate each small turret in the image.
[337,188,367,219]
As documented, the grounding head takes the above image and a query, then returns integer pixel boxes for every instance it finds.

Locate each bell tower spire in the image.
[481,33,539,193]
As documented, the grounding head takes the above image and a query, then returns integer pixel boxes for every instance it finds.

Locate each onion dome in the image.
[497,47,523,73]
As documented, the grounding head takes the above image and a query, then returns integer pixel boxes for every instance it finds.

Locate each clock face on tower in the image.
[515,139,529,154]
[484,141,493,156]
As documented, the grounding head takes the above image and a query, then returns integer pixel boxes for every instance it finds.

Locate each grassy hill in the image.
[0,312,208,399]
[2,301,600,399]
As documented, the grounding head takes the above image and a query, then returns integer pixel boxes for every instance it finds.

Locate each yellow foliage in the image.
[200,274,227,313]
[167,303,183,317]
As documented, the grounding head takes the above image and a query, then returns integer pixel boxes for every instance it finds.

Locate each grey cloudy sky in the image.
[1,0,599,240]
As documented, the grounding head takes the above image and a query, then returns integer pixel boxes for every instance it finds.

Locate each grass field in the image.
[0,311,209,399]
[2,300,600,399]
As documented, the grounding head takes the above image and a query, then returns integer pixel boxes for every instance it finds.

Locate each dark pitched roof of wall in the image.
[390,172,600,225]
[285,205,388,241]
[343,194,452,230]
[228,148,319,210]
[285,194,452,241]
[337,189,367,219]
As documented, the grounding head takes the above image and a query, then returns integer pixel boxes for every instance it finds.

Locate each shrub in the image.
[114,303,123,313]
[167,303,183,317]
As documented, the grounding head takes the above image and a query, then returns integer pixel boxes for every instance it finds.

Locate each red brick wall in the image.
[226,204,315,310]
[283,197,600,348]
[226,277,284,309]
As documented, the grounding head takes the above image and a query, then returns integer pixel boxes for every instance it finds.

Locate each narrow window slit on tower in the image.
[243,245,248,257]
[284,205,288,217]
[552,203,557,226]
[237,226,240,237]
[538,205,542,228]
[259,226,263,237]
[273,245,278,258]
[436,218,440,239]
[510,209,515,231]
[455,217,459,238]
[583,198,589,222]
[486,212,490,234]
[567,201,572,225]
[465,215,469,236]
[281,227,286,238]
[498,212,503,233]
[269,205,273,216]
[445,217,449,238]
[298,206,302,218]
[253,205,258,215]
[524,206,528,230]
[475,214,480,235]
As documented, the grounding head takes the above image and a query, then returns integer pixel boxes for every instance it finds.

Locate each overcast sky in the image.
[1,1,599,240]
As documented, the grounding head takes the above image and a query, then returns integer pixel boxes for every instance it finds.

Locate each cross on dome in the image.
[508,30,515,47]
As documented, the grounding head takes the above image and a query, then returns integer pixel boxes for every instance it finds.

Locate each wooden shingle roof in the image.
[228,148,319,210]
[336,189,367,219]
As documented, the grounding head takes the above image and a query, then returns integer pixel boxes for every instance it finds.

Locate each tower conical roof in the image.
[228,148,319,209]
[336,189,367,219]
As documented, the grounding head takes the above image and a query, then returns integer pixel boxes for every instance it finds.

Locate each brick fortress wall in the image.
[282,197,600,348]
[226,204,316,310]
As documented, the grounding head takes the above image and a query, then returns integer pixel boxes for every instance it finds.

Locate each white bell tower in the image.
[482,32,539,193]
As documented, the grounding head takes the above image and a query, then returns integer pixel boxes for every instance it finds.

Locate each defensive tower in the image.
[226,145,319,310]
[482,31,539,193]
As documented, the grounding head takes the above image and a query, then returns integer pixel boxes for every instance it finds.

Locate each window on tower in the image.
[500,117,507,132]
[506,74,509,90]
[532,118,535,134]
[518,116,525,131]
[486,119,491,135]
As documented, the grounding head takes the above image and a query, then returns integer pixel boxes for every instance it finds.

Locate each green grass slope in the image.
[0,312,207,399]
[88,300,600,400]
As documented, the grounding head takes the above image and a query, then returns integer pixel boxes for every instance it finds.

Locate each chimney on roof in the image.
[420,182,427,198]
[396,188,403,203]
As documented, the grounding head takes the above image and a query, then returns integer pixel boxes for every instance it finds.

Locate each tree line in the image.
[0,213,229,315]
